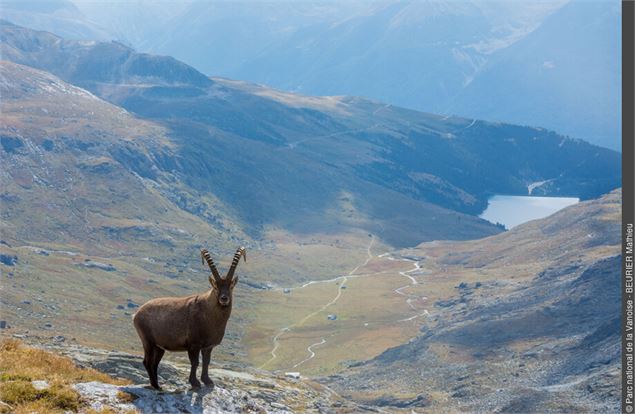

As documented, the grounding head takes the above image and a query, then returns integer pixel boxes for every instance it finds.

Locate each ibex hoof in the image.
[202,377,214,387]
[190,379,202,389]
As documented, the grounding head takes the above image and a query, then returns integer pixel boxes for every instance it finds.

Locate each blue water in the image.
[480,195,579,229]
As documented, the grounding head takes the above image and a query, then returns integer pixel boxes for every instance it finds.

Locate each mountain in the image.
[38,0,619,150]
[446,0,621,150]
[0,58,239,257]
[0,59,388,361]
[326,189,621,412]
[0,0,111,41]
[204,1,561,112]
[0,22,621,379]
[0,21,621,247]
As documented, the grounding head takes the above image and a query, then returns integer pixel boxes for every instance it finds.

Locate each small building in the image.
[285,372,301,379]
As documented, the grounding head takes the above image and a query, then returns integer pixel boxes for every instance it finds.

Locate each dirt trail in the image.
[260,238,429,370]
[292,338,326,368]
[280,124,381,150]
[259,236,375,369]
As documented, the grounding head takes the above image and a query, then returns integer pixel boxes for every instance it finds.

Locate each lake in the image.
[479,195,579,229]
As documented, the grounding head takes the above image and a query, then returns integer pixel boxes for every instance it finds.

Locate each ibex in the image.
[133,247,246,389]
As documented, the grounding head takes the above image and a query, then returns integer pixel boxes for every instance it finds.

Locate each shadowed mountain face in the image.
[0,21,621,247]
[327,190,621,412]
[0,60,232,258]
[447,0,621,151]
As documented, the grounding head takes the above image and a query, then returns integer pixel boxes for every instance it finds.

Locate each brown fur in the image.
[133,247,244,389]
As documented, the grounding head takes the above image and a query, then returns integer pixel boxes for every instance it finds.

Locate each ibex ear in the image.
[231,276,239,288]
[209,275,218,289]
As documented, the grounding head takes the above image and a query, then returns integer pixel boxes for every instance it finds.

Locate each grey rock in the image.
[78,261,116,272]
[41,342,362,413]
[0,254,17,266]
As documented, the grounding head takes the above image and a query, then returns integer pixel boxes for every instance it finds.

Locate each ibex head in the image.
[201,247,246,307]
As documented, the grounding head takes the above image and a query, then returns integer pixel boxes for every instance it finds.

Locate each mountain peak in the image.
[0,21,213,88]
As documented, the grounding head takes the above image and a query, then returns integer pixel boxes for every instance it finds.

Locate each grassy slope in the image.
[0,339,129,414]
[324,189,621,411]
[0,61,376,363]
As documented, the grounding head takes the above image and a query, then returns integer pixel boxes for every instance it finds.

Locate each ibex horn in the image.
[226,246,246,281]
[201,249,222,283]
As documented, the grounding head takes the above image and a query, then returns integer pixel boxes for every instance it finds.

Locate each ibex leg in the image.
[188,349,201,388]
[150,346,165,390]
[201,347,214,387]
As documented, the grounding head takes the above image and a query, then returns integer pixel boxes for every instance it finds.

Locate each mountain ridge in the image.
[1,1,619,149]
[1,20,622,248]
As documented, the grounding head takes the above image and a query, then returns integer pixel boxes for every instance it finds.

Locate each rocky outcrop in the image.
[73,381,298,414]
[328,256,621,413]
[42,343,367,413]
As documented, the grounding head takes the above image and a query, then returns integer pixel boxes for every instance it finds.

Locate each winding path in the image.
[259,236,375,369]
[464,118,477,130]
[281,124,381,150]
[259,238,430,370]
[394,260,419,307]
[387,257,429,322]
[292,338,326,368]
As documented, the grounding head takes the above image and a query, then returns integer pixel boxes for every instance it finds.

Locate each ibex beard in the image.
[133,247,246,389]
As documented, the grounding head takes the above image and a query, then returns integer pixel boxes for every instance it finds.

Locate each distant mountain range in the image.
[0,20,621,247]
[0,0,620,150]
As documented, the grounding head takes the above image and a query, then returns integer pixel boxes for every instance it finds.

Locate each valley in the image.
[250,236,430,375]
[241,191,620,389]
[0,18,623,414]
[326,190,621,411]
[0,188,622,412]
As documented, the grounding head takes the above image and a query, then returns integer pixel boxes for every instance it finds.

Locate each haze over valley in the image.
[1,0,621,150]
